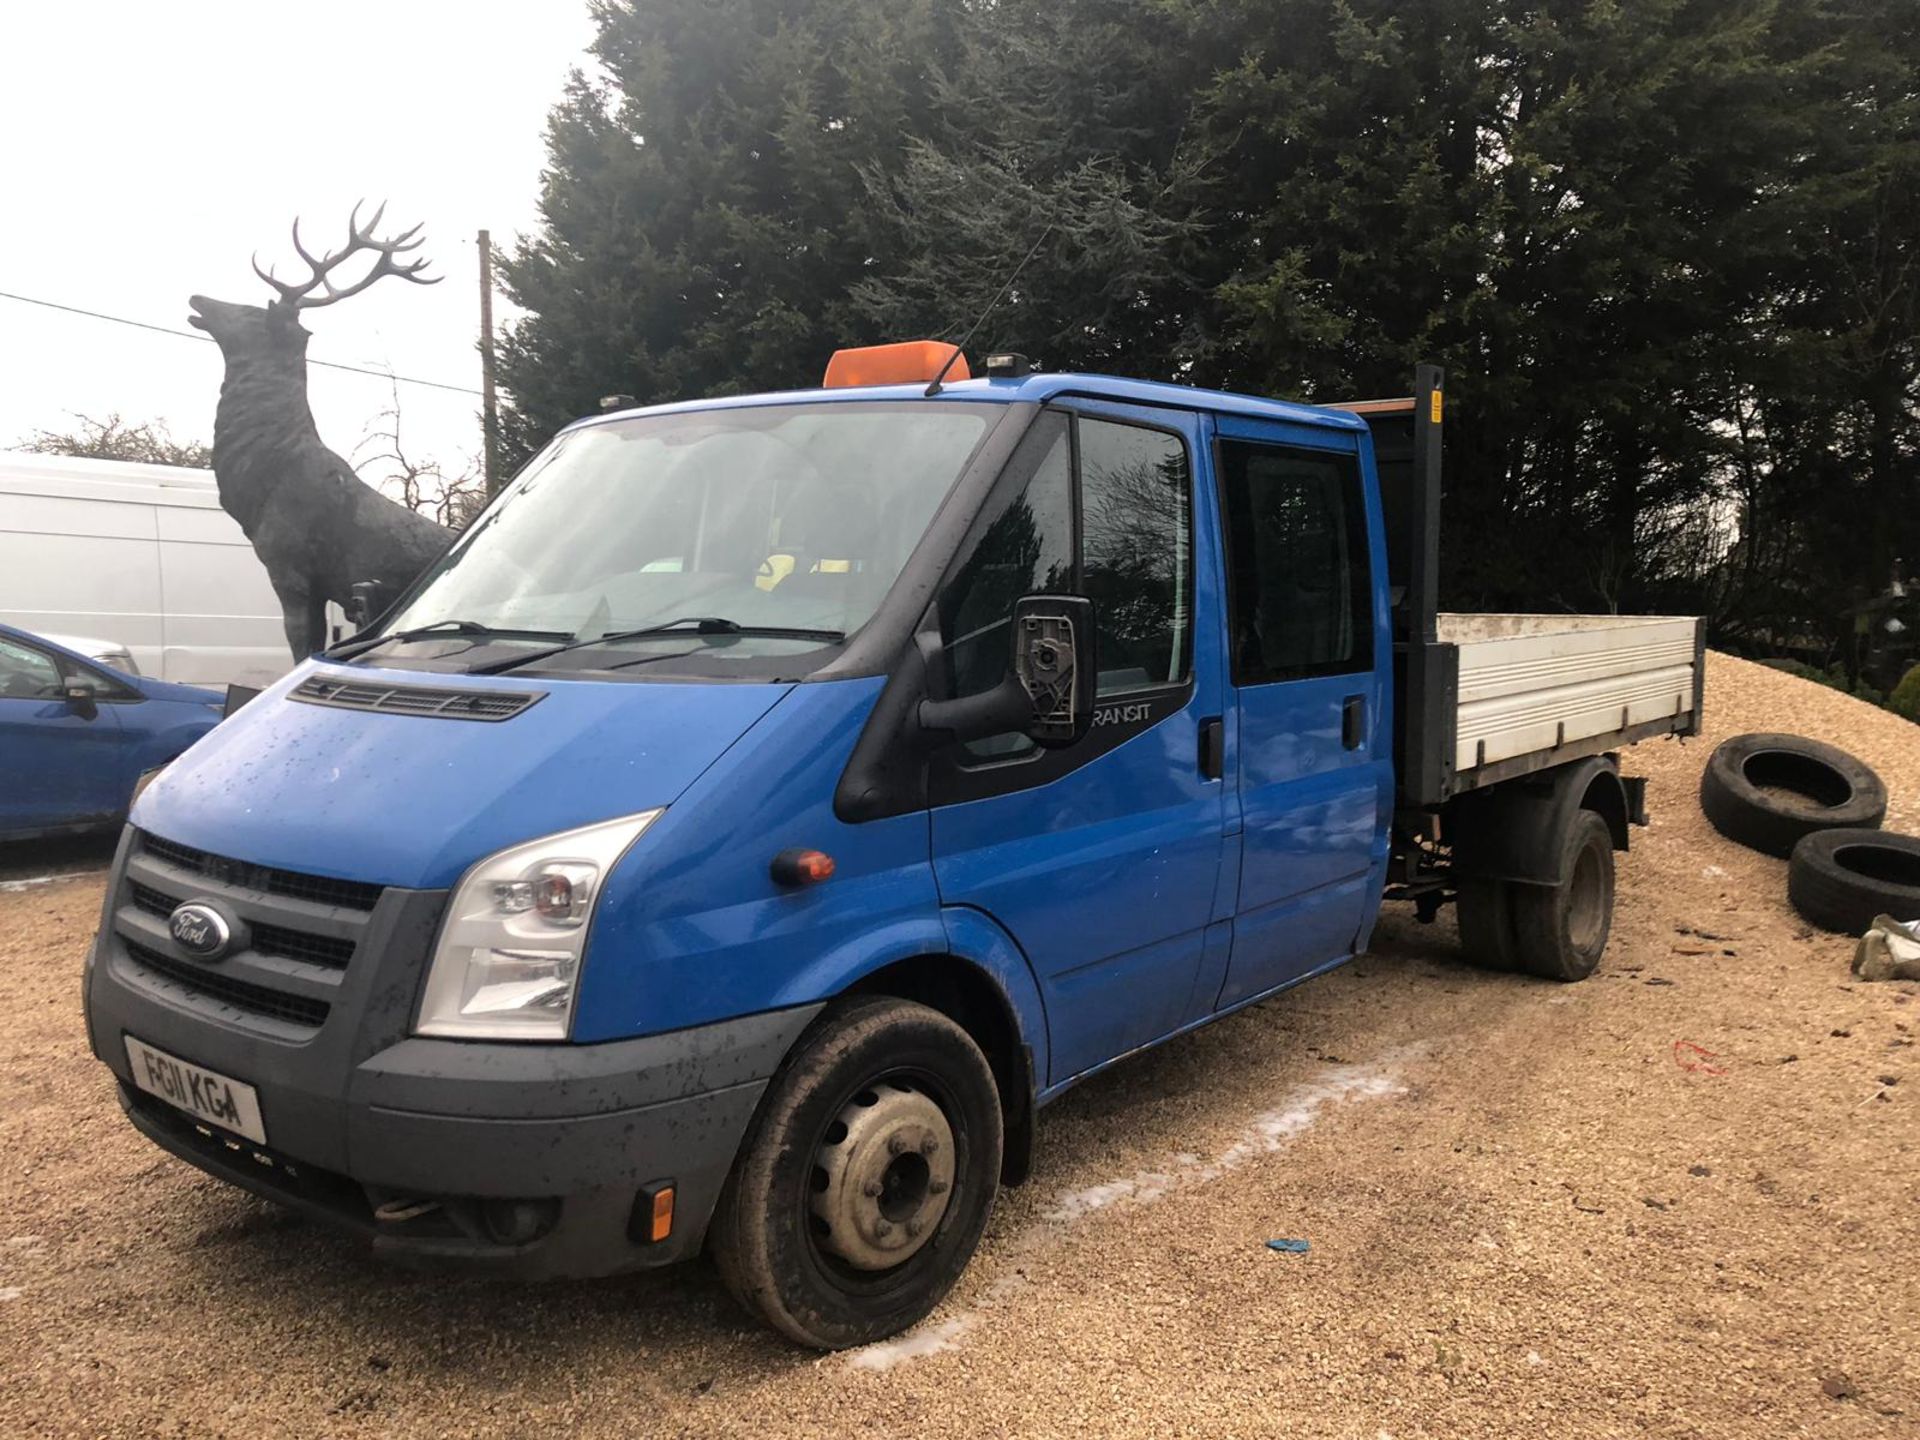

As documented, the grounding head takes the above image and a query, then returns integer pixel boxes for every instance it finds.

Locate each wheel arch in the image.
[843,952,1038,1185]
[1448,754,1629,886]
[765,910,1049,1187]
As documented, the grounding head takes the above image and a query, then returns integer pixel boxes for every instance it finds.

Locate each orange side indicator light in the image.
[770,847,837,887]
[823,340,968,389]
[650,1185,675,1243]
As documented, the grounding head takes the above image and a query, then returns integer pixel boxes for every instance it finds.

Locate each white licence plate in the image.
[124,1036,267,1145]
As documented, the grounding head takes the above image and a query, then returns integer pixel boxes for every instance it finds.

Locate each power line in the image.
[0,288,484,397]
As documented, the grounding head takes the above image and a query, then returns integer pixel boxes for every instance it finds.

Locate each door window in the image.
[937,410,1192,761]
[1080,419,1192,698]
[937,412,1075,715]
[1217,442,1372,684]
[0,639,61,699]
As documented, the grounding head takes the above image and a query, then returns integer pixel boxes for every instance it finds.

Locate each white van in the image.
[0,453,301,688]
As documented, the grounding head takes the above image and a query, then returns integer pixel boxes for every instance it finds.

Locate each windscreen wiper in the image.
[322,620,568,662]
[468,616,847,676]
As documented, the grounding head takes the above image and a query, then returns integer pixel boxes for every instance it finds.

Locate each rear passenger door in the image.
[929,403,1231,1085]
[1212,419,1392,1007]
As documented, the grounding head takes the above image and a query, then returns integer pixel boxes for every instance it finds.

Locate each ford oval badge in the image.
[168,901,232,961]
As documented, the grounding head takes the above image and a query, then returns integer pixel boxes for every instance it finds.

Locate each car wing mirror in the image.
[1008,594,1095,748]
[346,580,393,631]
[63,683,98,718]
[917,594,1097,750]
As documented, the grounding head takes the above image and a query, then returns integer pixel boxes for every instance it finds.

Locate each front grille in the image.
[251,922,355,969]
[117,833,387,1036]
[141,833,383,912]
[128,880,354,970]
[290,674,542,722]
[128,879,172,919]
[125,940,331,1030]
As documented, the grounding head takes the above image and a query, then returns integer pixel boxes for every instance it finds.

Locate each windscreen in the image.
[376,402,995,674]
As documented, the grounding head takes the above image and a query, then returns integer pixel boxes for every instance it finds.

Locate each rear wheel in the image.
[709,997,1003,1349]
[1509,810,1615,982]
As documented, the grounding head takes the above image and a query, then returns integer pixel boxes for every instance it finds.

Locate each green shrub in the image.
[1891,665,1920,722]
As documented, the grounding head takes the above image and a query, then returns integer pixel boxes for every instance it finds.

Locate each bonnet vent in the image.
[289,675,543,722]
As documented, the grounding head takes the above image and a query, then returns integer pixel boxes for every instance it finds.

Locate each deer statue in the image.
[188,202,454,661]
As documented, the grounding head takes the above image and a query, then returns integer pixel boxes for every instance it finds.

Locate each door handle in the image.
[1198,716,1224,780]
[1342,694,1366,751]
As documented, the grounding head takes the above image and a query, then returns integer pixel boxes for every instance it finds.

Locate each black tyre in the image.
[1699,732,1887,858]
[1787,829,1920,934]
[1508,810,1615,982]
[708,996,1003,1350]
[1455,878,1520,971]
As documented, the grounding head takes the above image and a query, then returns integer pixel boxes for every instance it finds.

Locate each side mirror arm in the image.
[912,594,1097,753]
[916,674,1034,748]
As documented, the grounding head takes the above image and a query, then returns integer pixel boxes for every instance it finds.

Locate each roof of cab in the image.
[564,371,1367,436]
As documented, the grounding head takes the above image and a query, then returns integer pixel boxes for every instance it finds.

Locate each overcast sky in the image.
[0,1,598,484]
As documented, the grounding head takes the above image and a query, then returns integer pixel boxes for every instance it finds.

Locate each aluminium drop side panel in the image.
[1442,614,1700,781]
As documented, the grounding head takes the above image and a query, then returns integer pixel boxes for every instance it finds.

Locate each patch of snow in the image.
[845,1316,973,1372]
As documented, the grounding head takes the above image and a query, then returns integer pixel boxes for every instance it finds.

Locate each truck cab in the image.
[85,346,1700,1348]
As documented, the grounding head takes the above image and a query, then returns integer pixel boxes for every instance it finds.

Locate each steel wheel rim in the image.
[808,1076,957,1272]
[1567,844,1606,952]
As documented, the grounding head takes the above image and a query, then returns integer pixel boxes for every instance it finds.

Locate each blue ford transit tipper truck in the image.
[85,348,1703,1347]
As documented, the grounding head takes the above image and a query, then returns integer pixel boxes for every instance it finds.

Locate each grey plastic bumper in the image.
[86,836,822,1280]
[105,999,822,1279]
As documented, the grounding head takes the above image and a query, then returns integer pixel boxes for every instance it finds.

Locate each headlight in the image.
[415,809,661,1040]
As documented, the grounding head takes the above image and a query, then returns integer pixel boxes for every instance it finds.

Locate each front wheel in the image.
[708,997,1003,1349]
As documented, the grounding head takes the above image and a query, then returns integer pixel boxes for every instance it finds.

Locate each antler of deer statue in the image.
[189,202,456,662]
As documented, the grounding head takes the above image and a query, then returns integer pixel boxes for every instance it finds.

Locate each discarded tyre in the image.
[1787,829,1920,934]
[1699,732,1887,857]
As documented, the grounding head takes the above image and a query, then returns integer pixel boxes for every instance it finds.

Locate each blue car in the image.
[0,623,224,841]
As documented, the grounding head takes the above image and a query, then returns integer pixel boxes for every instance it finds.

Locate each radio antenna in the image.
[925,220,1055,397]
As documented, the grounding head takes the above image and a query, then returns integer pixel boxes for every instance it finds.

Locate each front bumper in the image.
[86,827,821,1279]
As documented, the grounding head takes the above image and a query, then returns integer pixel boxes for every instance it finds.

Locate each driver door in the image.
[928,403,1232,1086]
[0,635,127,833]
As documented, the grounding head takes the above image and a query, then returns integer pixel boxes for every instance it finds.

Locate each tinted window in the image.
[1219,442,1372,683]
[1080,419,1192,697]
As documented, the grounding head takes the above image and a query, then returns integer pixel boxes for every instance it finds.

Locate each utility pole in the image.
[477,228,500,494]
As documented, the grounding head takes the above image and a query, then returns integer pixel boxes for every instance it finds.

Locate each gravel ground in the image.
[2,651,1917,1438]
